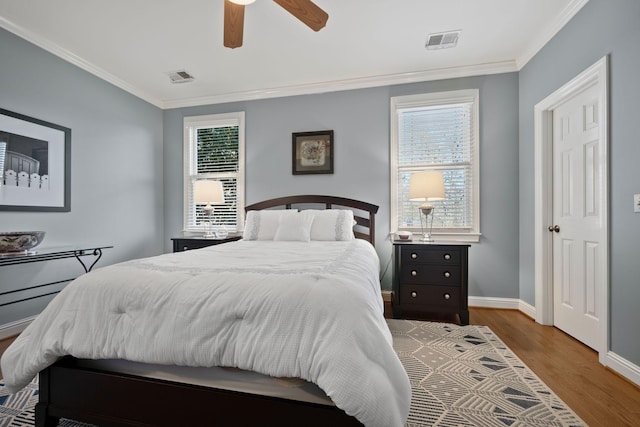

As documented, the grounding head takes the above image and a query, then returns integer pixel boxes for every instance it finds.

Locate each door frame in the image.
[533,56,609,362]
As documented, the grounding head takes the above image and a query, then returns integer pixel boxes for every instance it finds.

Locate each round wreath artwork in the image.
[300,139,327,167]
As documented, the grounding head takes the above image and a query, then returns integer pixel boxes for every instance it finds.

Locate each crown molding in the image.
[162,61,518,109]
[0,16,164,108]
[516,0,589,69]
[3,0,580,111]
[1,11,516,110]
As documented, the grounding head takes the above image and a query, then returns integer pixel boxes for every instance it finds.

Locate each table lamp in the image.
[408,171,445,242]
[193,180,225,238]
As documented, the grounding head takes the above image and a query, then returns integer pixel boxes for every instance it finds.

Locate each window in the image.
[183,112,245,232]
[390,90,480,242]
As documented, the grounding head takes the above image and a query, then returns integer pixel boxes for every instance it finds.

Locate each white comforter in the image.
[1,239,410,427]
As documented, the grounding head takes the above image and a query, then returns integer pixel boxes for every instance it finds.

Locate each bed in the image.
[1,195,410,427]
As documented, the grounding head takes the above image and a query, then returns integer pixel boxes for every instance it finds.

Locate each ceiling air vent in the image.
[167,70,195,84]
[425,31,460,50]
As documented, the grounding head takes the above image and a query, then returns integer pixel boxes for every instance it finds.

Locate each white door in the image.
[551,83,603,350]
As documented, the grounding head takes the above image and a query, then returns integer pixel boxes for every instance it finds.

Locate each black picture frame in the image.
[0,108,71,212]
[292,130,334,175]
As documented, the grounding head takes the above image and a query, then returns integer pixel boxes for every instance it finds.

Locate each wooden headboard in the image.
[245,195,379,246]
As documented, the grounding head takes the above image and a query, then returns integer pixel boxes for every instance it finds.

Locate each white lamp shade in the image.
[408,171,445,201]
[193,180,225,205]
[228,0,256,4]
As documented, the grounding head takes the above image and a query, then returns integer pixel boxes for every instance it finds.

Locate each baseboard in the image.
[385,293,534,315]
[518,300,536,319]
[0,316,36,340]
[605,351,640,388]
[468,296,520,309]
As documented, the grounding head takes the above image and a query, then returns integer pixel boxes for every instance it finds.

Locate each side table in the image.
[392,241,470,325]
[171,234,242,252]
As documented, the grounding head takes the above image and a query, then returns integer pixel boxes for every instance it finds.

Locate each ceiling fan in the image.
[224,0,329,48]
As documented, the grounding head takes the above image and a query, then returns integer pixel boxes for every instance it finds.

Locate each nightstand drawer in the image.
[172,235,242,252]
[400,285,461,309]
[401,265,461,286]
[401,248,461,265]
[176,240,216,251]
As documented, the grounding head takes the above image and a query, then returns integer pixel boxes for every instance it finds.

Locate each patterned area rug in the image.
[1,320,586,427]
[388,319,586,427]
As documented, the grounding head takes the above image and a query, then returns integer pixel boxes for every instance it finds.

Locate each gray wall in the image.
[0,28,164,326]
[518,0,640,364]
[164,73,520,296]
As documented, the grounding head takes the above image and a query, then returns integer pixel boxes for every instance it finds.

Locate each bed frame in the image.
[36,195,378,427]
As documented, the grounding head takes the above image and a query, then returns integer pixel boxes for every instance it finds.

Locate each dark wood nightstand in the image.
[392,241,470,325]
[171,234,242,252]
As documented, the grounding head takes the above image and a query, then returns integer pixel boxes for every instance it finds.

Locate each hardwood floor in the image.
[2,308,639,426]
[469,308,640,427]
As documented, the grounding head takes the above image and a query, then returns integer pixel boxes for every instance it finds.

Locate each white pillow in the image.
[273,211,314,242]
[243,210,298,240]
[302,209,355,241]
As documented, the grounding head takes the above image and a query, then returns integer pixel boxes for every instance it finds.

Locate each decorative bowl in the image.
[397,231,413,240]
[0,231,46,253]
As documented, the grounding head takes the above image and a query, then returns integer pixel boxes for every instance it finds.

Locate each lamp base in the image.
[420,233,434,242]
[419,204,436,243]
[202,206,215,238]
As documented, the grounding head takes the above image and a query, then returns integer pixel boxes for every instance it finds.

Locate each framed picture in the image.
[0,108,71,212]
[292,130,334,175]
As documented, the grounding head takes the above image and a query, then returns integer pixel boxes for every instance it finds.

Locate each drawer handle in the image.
[443,293,451,300]
[411,253,418,259]
[183,246,189,251]
[411,270,417,277]
[444,253,451,260]
[444,271,451,278]
[411,291,418,298]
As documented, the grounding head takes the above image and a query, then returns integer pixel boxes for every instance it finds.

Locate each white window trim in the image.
[183,112,245,233]
[390,89,480,243]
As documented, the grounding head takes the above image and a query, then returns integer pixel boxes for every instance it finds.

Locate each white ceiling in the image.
[0,0,587,109]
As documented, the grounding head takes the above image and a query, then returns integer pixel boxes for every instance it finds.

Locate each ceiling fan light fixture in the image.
[223,0,329,48]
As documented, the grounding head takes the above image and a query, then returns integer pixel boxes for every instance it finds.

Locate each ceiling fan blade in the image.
[273,0,328,32]
[224,0,245,48]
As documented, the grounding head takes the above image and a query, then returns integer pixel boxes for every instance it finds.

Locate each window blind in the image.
[396,102,475,232]
[188,177,239,229]
[0,142,6,181]
[184,113,244,232]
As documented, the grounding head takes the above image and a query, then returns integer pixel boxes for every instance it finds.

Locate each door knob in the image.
[548,225,560,233]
